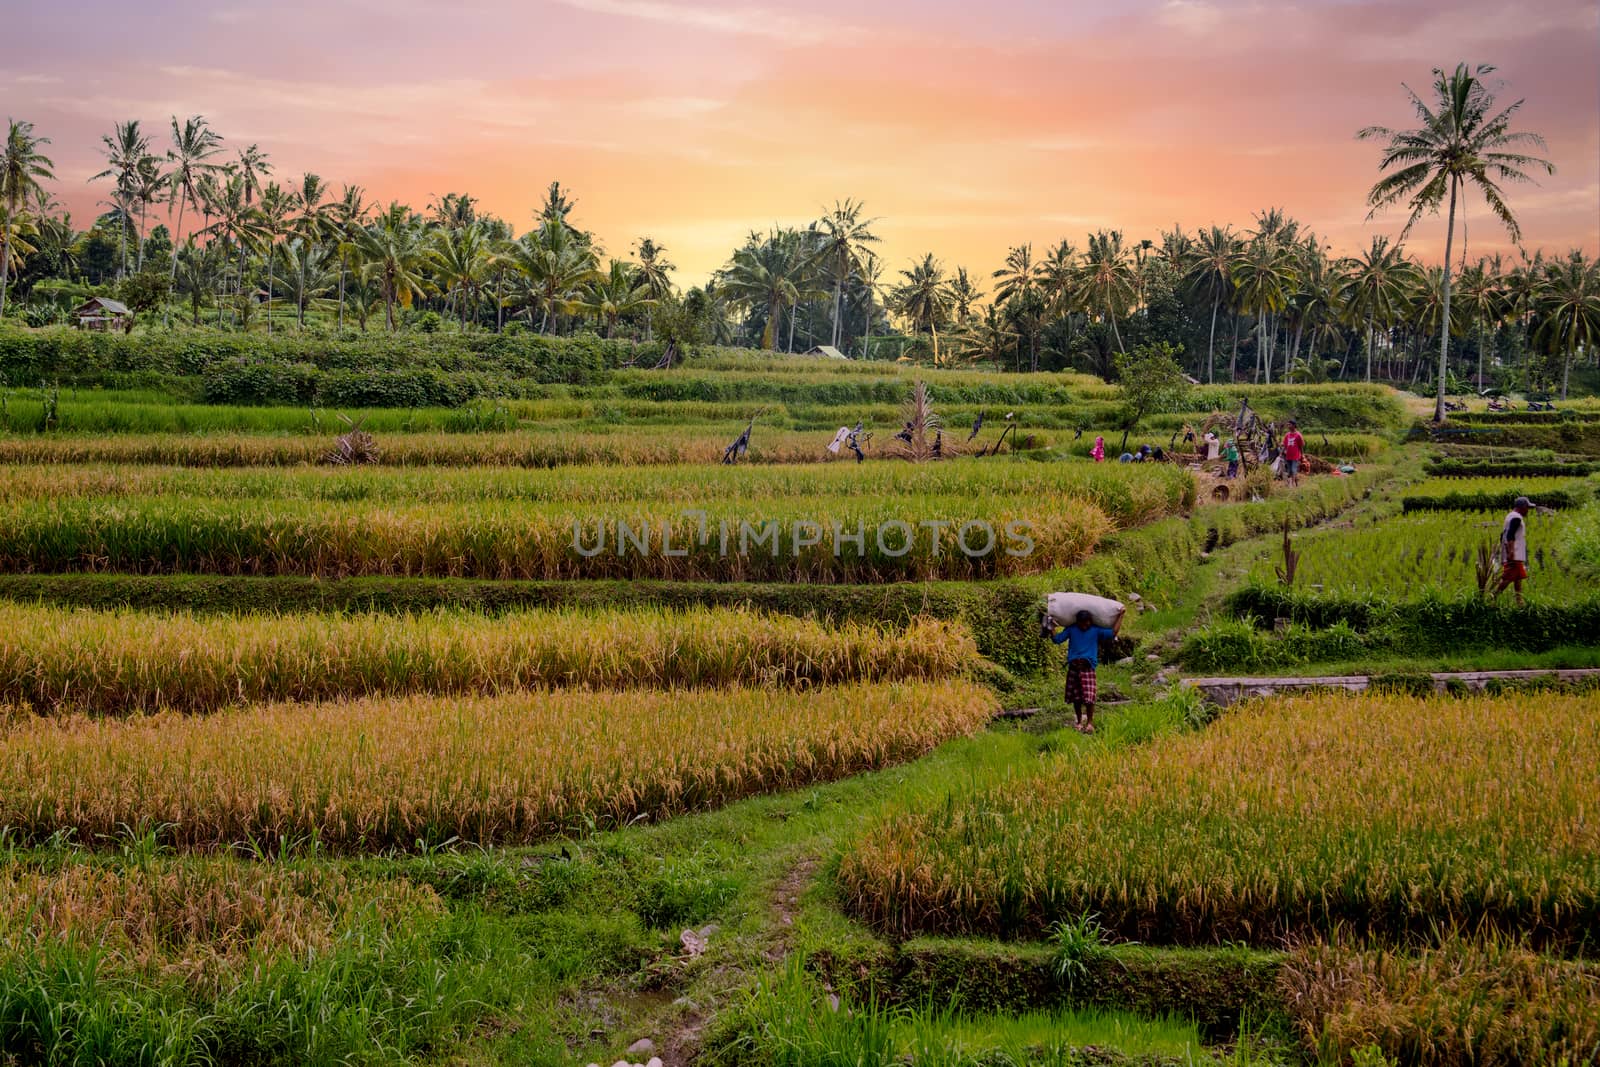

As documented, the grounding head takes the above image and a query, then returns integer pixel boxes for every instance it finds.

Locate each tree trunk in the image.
[169,196,187,284]
[0,207,11,318]
[1365,311,1374,383]
[1228,312,1240,383]
[1107,309,1123,353]
[265,246,274,336]
[787,303,797,353]
[136,201,147,272]
[1206,293,1219,384]
[338,251,347,331]
[1435,177,1458,422]
[931,322,940,365]
[495,270,504,333]
[831,279,843,348]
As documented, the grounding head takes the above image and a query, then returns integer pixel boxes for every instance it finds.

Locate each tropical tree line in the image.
[0,63,1595,400]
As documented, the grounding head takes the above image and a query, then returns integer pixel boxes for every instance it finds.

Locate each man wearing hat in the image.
[1492,496,1536,605]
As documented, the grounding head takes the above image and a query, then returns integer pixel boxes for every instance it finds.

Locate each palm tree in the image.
[200,173,265,327]
[577,258,654,338]
[0,119,54,318]
[255,182,294,333]
[633,236,676,339]
[329,184,368,331]
[504,218,601,334]
[950,267,984,325]
[275,238,334,327]
[230,144,273,320]
[1231,234,1297,383]
[173,239,223,325]
[1184,226,1239,383]
[430,222,488,329]
[814,199,880,350]
[92,120,149,279]
[1335,236,1421,382]
[1455,259,1504,390]
[1359,62,1553,421]
[892,253,955,364]
[130,155,167,272]
[354,202,430,332]
[956,304,1019,366]
[1534,251,1600,400]
[718,232,803,350]
[1072,230,1138,352]
[290,174,334,330]
[164,115,224,286]
[991,244,1039,305]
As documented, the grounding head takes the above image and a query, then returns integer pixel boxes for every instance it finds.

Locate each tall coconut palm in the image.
[353,203,430,332]
[164,115,224,286]
[329,185,368,331]
[230,145,272,320]
[814,198,879,350]
[892,253,955,364]
[1072,230,1138,353]
[0,119,54,318]
[173,239,223,325]
[255,183,294,334]
[430,222,488,329]
[129,155,167,272]
[1184,225,1239,383]
[199,174,265,327]
[576,258,654,338]
[633,236,676,340]
[1359,62,1553,421]
[275,239,334,327]
[1535,251,1600,400]
[289,174,334,330]
[1455,259,1504,390]
[1335,236,1422,382]
[950,267,984,325]
[91,120,149,280]
[505,218,601,334]
[991,243,1039,305]
[718,232,803,350]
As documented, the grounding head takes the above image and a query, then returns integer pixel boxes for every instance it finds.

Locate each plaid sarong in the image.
[1065,661,1097,704]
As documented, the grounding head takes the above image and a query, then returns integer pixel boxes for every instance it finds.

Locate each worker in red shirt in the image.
[1282,420,1305,486]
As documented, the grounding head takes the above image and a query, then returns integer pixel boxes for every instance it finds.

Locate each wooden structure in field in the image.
[72,296,132,332]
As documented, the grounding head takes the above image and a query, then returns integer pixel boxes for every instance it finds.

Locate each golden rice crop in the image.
[0,860,440,991]
[0,495,1114,582]
[0,458,1193,527]
[838,691,1600,948]
[0,679,997,851]
[0,603,976,715]
[0,428,948,469]
[1280,937,1600,1066]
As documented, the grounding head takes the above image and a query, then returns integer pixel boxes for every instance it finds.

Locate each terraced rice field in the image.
[838,690,1600,947]
[1243,508,1594,602]
[0,679,998,851]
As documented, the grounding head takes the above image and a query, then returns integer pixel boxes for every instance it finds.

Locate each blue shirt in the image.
[1052,624,1116,666]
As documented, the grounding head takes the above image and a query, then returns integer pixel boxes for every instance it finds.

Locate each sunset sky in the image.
[11,0,1599,285]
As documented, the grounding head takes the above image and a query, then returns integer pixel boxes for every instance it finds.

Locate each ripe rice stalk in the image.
[0,603,977,715]
[0,496,1117,582]
[838,691,1600,949]
[0,679,997,852]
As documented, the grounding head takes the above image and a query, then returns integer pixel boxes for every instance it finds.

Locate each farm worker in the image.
[1492,496,1535,606]
[1282,420,1305,487]
[1224,439,1240,479]
[1091,435,1106,463]
[1047,609,1121,734]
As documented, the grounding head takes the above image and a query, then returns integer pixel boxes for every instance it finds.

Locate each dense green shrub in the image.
[1425,460,1600,478]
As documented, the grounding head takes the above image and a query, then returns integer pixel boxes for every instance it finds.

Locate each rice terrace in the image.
[1,9,1599,1065]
